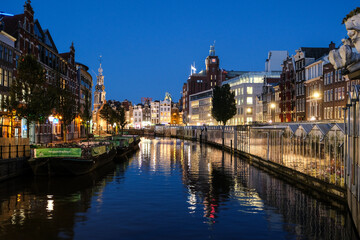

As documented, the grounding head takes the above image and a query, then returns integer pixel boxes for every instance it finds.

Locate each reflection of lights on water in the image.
[46,195,54,219]
[188,147,191,168]
[47,200,54,211]
[187,191,197,213]
[11,209,26,225]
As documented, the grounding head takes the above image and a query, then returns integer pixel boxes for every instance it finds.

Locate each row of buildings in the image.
[91,63,182,132]
[181,41,350,126]
[0,1,93,142]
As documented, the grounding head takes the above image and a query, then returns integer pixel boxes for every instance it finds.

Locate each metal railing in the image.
[0,145,31,159]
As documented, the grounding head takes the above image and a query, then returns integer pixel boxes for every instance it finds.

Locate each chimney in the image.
[329,41,336,50]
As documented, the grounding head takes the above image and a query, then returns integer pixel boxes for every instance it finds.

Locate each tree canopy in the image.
[211,84,236,126]
[6,54,56,137]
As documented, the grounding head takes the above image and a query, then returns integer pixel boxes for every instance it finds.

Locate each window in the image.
[8,72,12,87]
[247,87,253,94]
[3,70,7,87]
[335,88,338,100]
[330,89,333,101]
[8,49,12,63]
[246,97,253,104]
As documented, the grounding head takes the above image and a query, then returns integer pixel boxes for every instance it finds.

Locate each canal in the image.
[0,137,358,240]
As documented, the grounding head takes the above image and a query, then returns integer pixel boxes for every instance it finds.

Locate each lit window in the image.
[247,87,253,94]
[246,97,253,104]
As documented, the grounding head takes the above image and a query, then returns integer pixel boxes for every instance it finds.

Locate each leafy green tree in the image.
[55,85,78,142]
[100,103,113,133]
[117,106,127,135]
[80,90,92,139]
[211,84,236,146]
[6,54,55,139]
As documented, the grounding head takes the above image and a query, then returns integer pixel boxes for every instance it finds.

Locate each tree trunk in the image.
[63,124,67,142]
[38,122,41,144]
[26,119,30,139]
[222,124,225,148]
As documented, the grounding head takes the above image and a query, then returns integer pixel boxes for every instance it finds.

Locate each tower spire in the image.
[209,41,216,56]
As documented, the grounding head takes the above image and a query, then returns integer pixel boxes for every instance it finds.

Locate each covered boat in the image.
[28,141,117,176]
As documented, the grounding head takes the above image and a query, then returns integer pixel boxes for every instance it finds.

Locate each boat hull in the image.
[28,149,116,176]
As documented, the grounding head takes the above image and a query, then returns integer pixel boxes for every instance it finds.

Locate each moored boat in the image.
[112,135,141,160]
[28,140,117,176]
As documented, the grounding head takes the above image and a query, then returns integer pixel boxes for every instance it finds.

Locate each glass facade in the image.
[182,122,345,187]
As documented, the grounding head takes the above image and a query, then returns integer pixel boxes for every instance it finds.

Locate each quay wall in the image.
[0,138,31,182]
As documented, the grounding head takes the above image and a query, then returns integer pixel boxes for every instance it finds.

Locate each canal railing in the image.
[0,138,31,182]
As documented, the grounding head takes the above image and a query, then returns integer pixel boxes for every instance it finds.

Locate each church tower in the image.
[93,61,106,111]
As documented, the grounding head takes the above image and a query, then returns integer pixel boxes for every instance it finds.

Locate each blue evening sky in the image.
[2,0,358,104]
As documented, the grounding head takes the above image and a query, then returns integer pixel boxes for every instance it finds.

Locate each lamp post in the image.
[312,91,321,120]
[48,115,54,143]
[270,102,276,123]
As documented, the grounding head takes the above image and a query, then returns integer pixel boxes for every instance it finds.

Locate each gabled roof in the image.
[3,14,24,37]
[314,123,333,136]
[333,123,345,134]
[43,29,58,52]
[301,124,314,134]
[299,47,330,59]
[288,124,299,134]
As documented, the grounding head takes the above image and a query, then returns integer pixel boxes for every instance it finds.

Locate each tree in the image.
[99,103,113,133]
[117,106,127,135]
[6,54,55,140]
[55,85,78,142]
[211,84,236,147]
[80,90,92,139]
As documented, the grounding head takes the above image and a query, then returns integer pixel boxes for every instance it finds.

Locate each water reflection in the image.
[0,137,358,240]
[0,161,131,240]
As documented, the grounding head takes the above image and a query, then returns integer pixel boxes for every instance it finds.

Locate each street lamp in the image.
[48,115,54,143]
[313,91,321,120]
[270,102,276,123]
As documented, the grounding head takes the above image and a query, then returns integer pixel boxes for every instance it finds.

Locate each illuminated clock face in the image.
[211,58,216,63]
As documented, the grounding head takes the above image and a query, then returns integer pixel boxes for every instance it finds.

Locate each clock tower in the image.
[93,62,106,111]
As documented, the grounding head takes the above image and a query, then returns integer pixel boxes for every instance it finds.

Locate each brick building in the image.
[279,56,296,122]
[294,46,331,121]
[3,1,79,142]
[183,44,226,115]
[304,56,326,121]
[0,30,20,137]
[323,62,346,120]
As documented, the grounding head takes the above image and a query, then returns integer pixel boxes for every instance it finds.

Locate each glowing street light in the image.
[313,92,320,99]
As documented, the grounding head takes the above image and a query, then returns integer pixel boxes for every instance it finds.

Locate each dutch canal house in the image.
[328,7,360,235]
[2,1,83,143]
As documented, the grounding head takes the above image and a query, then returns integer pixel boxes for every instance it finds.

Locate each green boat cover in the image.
[91,145,107,157]
[34,148,82,158]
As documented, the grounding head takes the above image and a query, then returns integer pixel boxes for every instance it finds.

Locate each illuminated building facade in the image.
[0,30,20,137]
[224,71,281,125]
[3,1,79,142]
[189,89,216,126]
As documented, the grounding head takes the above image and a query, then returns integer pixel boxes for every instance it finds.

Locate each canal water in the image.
[0,137,358,240]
